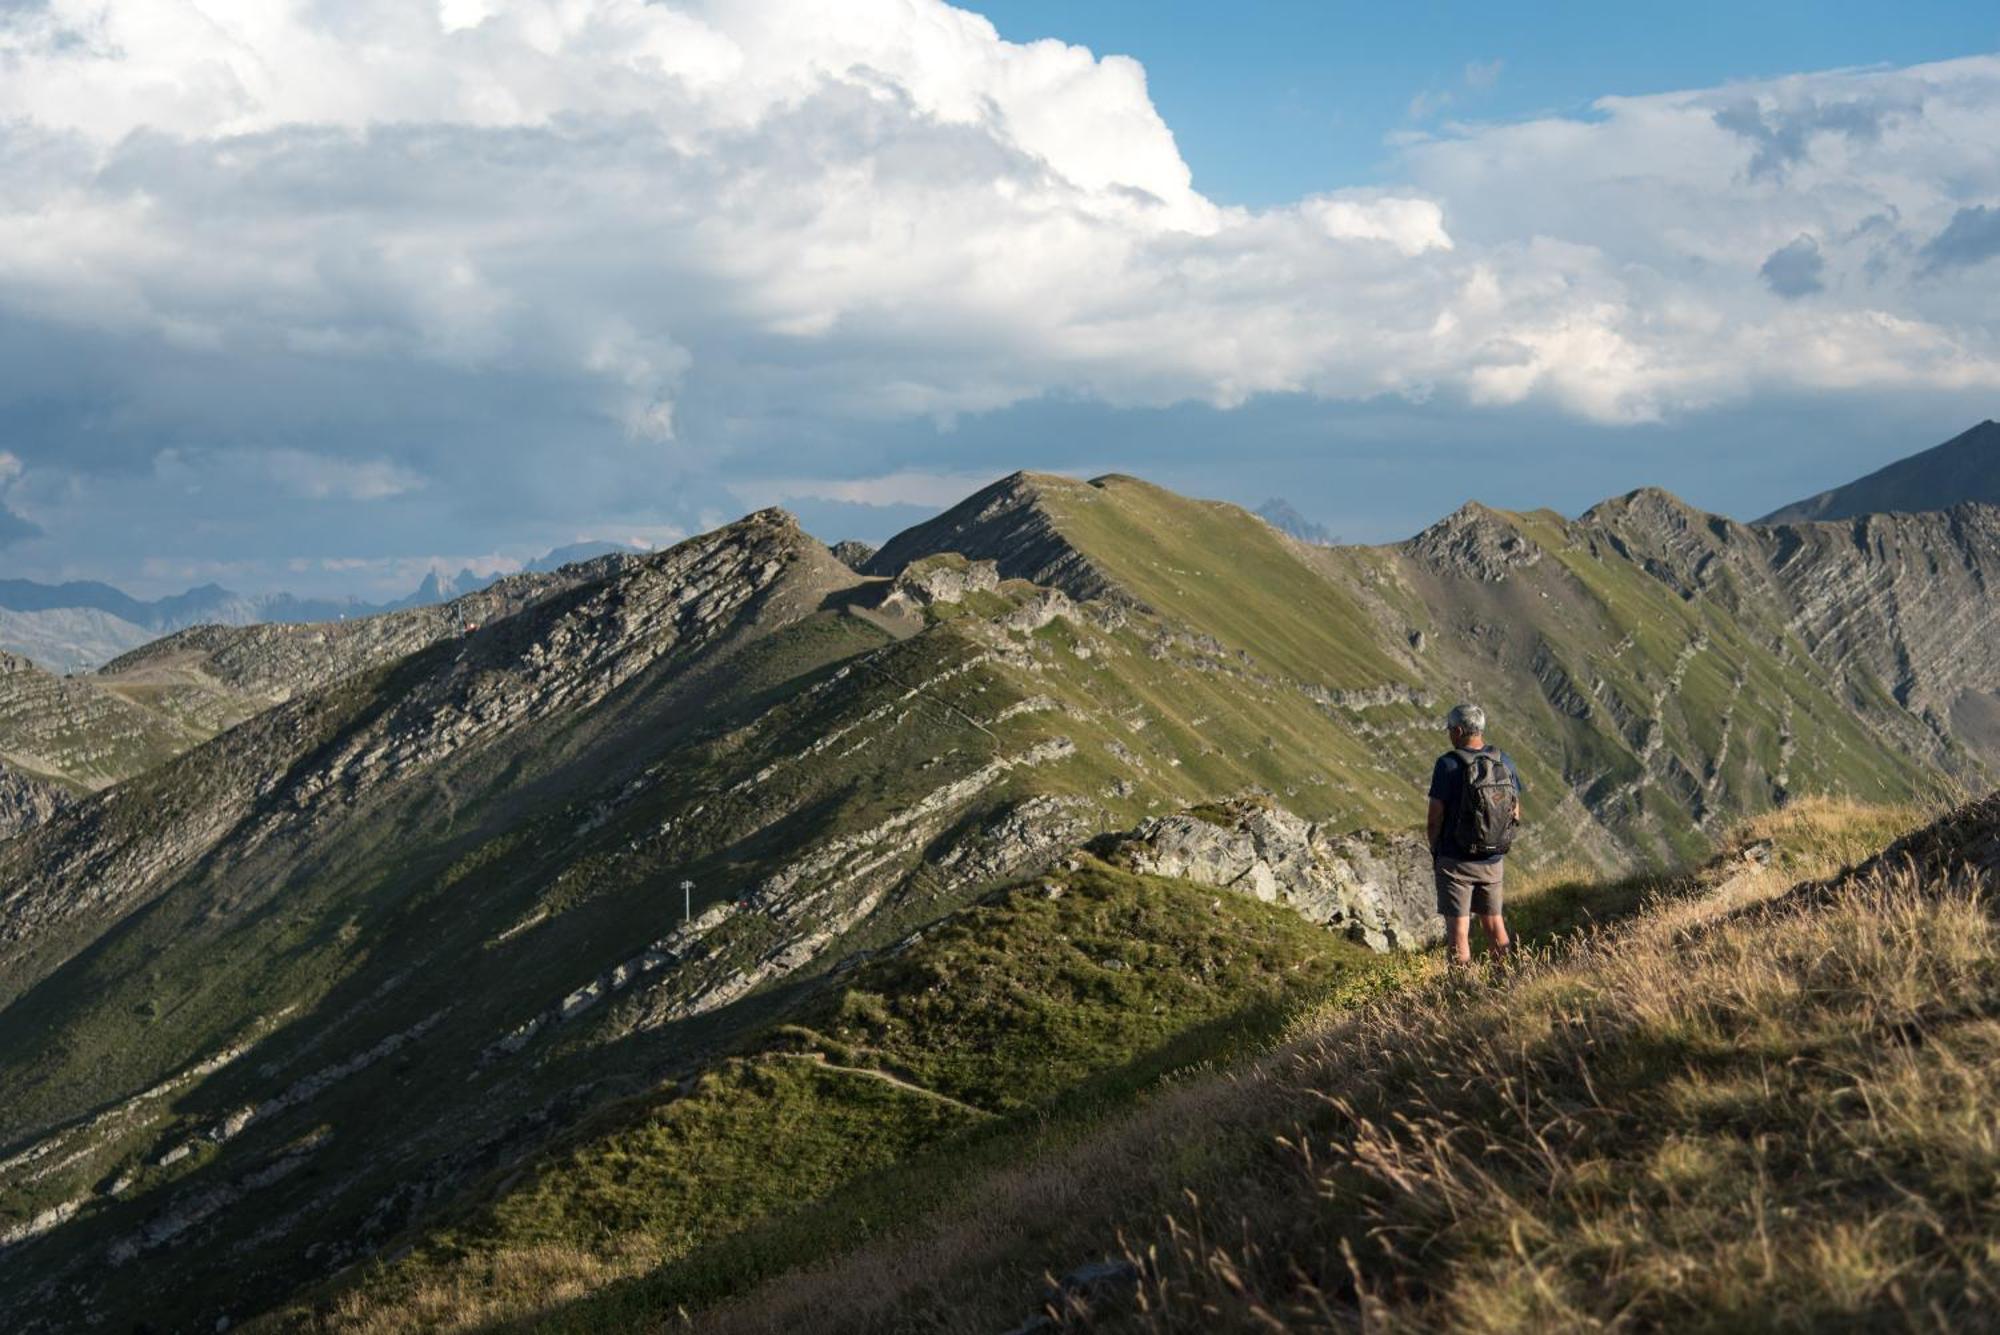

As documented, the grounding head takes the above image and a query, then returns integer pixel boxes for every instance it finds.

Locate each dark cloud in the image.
[1712,94,1917,181]
[1760,234,1825,298]
[1919,205,2000,275]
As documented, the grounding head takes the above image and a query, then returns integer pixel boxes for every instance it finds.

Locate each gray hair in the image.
[1445,702,1487,734]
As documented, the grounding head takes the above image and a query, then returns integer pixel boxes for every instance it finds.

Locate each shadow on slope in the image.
[655,794,1975,1334]
[262,858,1414,1332]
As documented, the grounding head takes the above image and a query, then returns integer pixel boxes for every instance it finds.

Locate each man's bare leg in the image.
[1478,912,1511,961]
[1445,915,1473,966]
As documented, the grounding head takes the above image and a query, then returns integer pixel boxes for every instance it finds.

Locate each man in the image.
[1427,703,1523,966]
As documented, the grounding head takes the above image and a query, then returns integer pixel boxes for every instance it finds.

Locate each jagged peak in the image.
[1579,485,1705,525]
[1403,501,1543,583]
[1408,498,1522,540]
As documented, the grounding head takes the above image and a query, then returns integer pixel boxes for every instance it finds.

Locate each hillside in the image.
[272,844,1413,1332]
[0,650,215,798]
[654,791,1996,1333]
[2,470,1998,1330]
[0,552,628,823]
[1761,419,2000,522]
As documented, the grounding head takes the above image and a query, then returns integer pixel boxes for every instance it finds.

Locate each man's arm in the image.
[1427,797,1444,855]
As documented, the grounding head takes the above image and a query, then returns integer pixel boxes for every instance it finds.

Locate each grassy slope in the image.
[292,801,1929,1335]
[1027,474,1408,690]
[268,860,1412,1332]
[645,796,1971,1334]
[940,475,1939,870]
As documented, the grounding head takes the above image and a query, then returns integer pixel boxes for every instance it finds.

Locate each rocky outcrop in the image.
[1406,503,1544,583]
[880,555,1002,613]
[0,760,68,841]
[829,539,878,571]
[1094,797,1439,951]
[1762,504,2000,722]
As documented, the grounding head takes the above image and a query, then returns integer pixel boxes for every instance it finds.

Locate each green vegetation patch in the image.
[280,860,1408,1331]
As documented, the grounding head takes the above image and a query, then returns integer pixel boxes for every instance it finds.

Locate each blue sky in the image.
[976,1,2000,205]
[0,1,1997,599]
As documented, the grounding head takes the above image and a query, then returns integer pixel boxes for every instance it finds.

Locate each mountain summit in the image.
[1761,420,2000,523]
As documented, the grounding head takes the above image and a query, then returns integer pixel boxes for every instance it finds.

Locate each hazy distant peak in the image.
[1254,498,1335,545]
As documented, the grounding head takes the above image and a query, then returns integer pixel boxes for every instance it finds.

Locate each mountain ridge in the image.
[1,465,1995,1330]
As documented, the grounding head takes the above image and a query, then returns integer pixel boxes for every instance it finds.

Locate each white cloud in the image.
[0,0,1994,515]
[256,450,426,502]
[1464,58,1504,91]
[1307,196,1454,256]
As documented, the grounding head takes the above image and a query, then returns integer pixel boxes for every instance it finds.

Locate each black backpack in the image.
[1451,748,1519,857]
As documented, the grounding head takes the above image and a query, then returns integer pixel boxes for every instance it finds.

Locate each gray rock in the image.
[1098,796,1439,950]
[0,760,69,842]
[828,539,877,571]
[881,555,1002,610]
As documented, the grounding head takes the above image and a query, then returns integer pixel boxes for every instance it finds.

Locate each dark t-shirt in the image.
[1428,746,1523,864]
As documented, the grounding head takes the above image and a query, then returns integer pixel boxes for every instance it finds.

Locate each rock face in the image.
[880,554,1002,612]
[0,557,631,801]
[1095,797,1439,951]
[1577,488,2000,765]
[0,512,842,1008]
[0,760,68,841]
[1406,502,1545,583]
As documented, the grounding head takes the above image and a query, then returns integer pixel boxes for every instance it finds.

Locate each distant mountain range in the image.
[1761,419,2000,523]
[1255,497,1337,545]
[0,540,645,673]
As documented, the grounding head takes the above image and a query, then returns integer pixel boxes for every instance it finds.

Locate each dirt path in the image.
[765,1051,994,1119]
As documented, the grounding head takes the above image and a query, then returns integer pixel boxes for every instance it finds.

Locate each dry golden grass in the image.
[320,1241,655,1334]
[688,794,2000,1334]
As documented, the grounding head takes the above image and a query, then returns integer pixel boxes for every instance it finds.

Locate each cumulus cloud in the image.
[0,2,1998,585]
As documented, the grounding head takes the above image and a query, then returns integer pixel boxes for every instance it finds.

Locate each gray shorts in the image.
[1435,855,1504,918]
